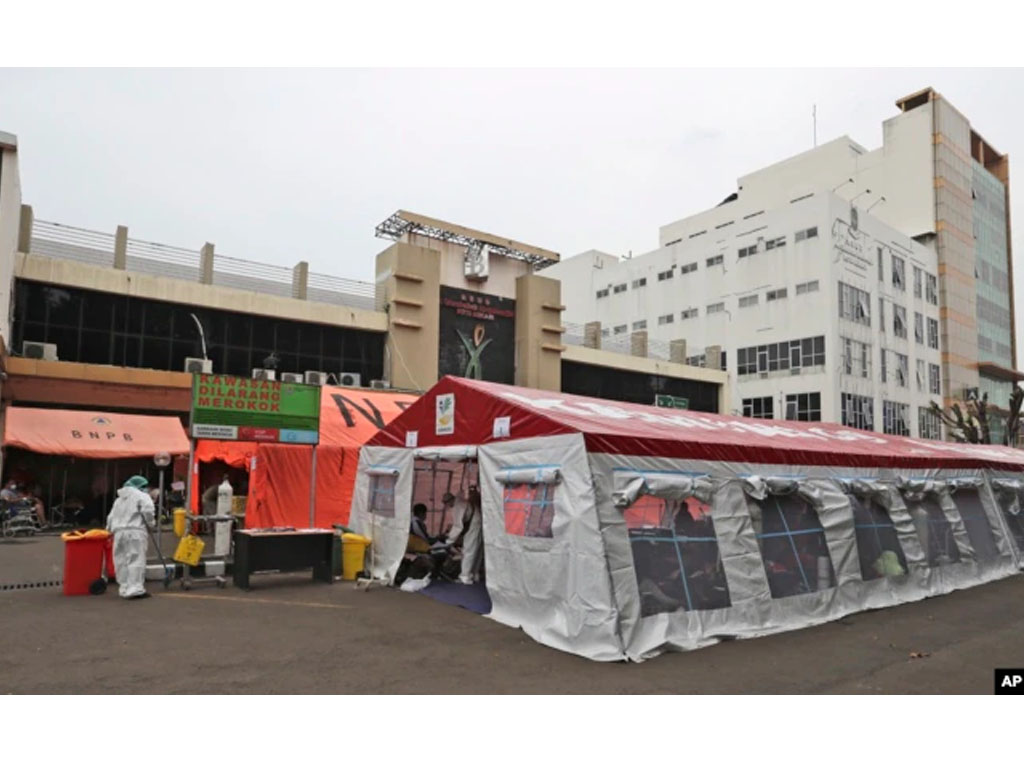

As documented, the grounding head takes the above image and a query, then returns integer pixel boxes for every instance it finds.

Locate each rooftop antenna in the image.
[866,196,887,214]
[813,104,817,147]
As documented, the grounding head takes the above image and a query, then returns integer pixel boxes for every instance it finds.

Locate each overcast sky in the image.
[4,67,1024,347]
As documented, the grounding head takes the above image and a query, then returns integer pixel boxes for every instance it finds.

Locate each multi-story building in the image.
[547,87,1016,441]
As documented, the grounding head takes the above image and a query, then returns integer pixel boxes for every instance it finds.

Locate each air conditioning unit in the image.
[23,341,58,361]
[338,372,361,388]
[304,371,328,386]
[370,379,390,390]
[251,368,277,381]
[280,372,304,384]
[184,357,212,374]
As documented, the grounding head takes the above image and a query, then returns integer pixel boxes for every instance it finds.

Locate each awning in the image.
[3,407,190,459]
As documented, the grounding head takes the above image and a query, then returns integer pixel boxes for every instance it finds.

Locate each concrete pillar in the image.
[200,242,215,285]
[17,204,32,253]
[515,273,563,392]
[377,241,440,392]
[292,260,309,300]
[584,321,601,350]
[630,330,648,358]
[113,225,128,270]
[669,339,687,364]
[706,345,723,371]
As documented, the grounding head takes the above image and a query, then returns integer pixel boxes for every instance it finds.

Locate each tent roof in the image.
[3,407,190,459]
[368,376,1024,471]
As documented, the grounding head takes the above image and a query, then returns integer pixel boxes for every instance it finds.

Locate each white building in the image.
[548,87,1019,442]
[546,188,943,439]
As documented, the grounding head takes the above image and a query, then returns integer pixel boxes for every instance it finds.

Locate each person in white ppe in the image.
[443,485,483,585]
[106,475,156,600]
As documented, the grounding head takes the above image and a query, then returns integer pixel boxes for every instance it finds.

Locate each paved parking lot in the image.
[3,534,1022,693]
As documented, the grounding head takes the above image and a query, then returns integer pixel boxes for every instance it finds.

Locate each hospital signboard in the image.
[190,374,321,444]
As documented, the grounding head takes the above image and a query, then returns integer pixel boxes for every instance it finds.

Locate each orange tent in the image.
[3,406,190,458]
[195,386,415,528]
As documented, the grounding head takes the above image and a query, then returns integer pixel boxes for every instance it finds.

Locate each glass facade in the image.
[972,160,1013,367]
[12,279,385,381]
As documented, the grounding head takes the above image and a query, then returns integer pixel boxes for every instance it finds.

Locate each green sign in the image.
[190,374,321,444]
[655,394,689,410]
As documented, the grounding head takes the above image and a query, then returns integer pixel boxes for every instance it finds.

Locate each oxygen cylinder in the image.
[214,478,234,557]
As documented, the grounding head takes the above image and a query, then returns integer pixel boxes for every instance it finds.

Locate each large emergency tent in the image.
[197,386,416,528]
[3,407,190,458]
[351,376,1024,661]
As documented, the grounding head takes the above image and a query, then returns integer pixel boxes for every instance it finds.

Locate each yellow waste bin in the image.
[173,508,187,538]
[341,533,371,580]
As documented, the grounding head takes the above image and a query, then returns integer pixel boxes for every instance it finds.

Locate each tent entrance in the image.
[411,457,478,542]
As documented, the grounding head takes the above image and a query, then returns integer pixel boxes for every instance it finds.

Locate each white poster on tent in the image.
[435,393,455,435]
[405,430,418,447]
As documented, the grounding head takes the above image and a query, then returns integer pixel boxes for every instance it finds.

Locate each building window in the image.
[738,245,758,259]
[877,247,885,282]
[785,392,821,421]
[665,238,682,247]
[925,273,938,305]
[838,282,871,326]
[895,352,909,388]
[737,336,825,376]
[893,304,907,339]
[841,393,874,431]
[503,483,555,538]
[613,324,627,335]
[919,407,942,440]
[914,312,925,344]
[764,236,786,250]
[679,262,698,275]
[680,308,698,320]
[880,348,888,383]
[750,493,835,598]
[601,328,610,338]
[706,302,725,314]
[631,277,647,289]
[742,396,774,419]
[794,226,818,242]
[632,320,647,331]
[795,280,819,295]
[927,318,939,349]
[892,254,906,291]
[738,294,759,308]
[878,298,886,334]
[657,314,674,326]
[596,288,610,299]
[841,337,871,379]
[883,400,910,436]
[929,363,941,395]
[706,254,724,267]
[613,283,627,294]
[369,475,397,518]
[766,288,787,302]
[657,269,674,281]
[916,359,926,392]
[913,265,923,298]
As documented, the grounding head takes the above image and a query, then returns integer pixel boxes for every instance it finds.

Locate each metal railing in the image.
[563,322,674,362]
[29,219,378,311]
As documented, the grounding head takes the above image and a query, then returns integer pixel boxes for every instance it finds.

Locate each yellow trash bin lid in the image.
[341,533,371,545]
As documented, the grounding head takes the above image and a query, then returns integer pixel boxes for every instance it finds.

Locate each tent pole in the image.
[48,463,54,526]
[309,446,318,528]
[185,439,195,521]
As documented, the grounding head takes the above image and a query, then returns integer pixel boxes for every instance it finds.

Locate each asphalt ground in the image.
[2,533,1022,693]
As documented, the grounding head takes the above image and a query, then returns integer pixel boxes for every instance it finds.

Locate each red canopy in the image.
[3,406,189,459]
[369,376,1024,471]
[197,386,416,526]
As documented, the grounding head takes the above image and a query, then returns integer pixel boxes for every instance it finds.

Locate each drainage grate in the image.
[1,580,63,591]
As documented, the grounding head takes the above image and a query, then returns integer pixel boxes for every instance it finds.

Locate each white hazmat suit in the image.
[106,484,155,598]
[445,494,483,585]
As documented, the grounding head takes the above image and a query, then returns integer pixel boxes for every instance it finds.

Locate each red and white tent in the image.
[351,376,1024,661]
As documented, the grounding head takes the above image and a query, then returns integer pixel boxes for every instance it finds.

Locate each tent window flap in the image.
[369,474,397,518]
[503,483,555,538]
[626,491,731,616]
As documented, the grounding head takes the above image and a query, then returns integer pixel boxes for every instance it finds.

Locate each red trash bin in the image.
[61,530,113,596]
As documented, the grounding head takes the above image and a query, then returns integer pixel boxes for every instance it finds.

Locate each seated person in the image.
[1,482,45,526]
[408,503,433,553]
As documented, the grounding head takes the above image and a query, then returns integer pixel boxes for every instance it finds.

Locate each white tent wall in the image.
[587,453,1022,661]
[987,472,1024,561]
[349,446,416,582]
[477,433,624,662]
